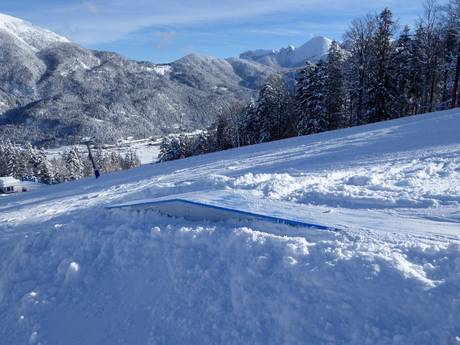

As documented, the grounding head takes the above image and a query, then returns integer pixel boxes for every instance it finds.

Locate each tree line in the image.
[159,1,460,162]
[0,140,141,184]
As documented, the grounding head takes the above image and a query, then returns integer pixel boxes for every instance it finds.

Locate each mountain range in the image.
[240,36,332,68]
[0,13,332,147]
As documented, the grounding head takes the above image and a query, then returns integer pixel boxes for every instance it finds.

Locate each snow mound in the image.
[0,12,69,51]
[1,210,458,344]
[230,153,460,209]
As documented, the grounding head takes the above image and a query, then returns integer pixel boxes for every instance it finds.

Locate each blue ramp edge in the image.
[106,198,335,231]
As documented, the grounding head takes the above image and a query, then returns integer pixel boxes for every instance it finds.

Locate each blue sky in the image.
[0,0,438,63]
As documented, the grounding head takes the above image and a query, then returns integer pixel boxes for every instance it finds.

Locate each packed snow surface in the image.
[1,110,460,344]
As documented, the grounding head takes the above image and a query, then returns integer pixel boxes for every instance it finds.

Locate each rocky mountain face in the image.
[240,36,332,68]
[0,13,277,146]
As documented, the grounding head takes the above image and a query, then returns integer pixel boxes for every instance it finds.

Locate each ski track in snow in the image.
[0,110,460,344]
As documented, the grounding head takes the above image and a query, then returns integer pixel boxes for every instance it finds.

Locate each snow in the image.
[153,65,172,76]
[140,64,172,76]
[0,176,20,187]
[289,36,333,63]
[108,189,460,238]
[240,36,333,67]
[45,138,161,166]
[240,48,276,59]
[45,131,204,166]
[0,13,69,52]
[1,109,460,344]
[107,193,334,230]
[213,85,229,92]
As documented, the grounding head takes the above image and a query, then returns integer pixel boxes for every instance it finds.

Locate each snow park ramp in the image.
[106,194,335,231]
[105,190,460,237]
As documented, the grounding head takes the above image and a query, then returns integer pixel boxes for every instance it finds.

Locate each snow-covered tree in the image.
[19,143,36,180]
[108,151,122,172]
[239,101,258,146]
[158,136,188,162]
[367,8,397,123]
[93,148,109,174]
[325,40,346,129]
[415,1,443,113]
[218,103,247,149]
[444,0,460,108]
[158,137,173,162]
[122,150,141,170]
[408,23,427,115]
[190,133,210,156]
[34,148,54,183]
[255,74,292,142]
[0,140,17,177]
[344,14,377,125]
[391,25,413,117]
[296,61,328,135]
[82,156,94,177]
[438,26,458,108]
[64,147,84,180]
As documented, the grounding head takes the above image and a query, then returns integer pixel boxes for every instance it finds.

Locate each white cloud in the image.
[155,31,177,49]
[15,0,428,45]
[82,1,98,14]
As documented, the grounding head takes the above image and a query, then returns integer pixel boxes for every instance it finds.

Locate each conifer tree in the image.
[122,150,141,170]
[409,24,426,114]
[0,140,17,177]
[255,74,291,143]
[439,26,458,108]
[94,148,109,173]
[158,136,187,162]
[83,157,94,177]
[344,15,377,124]
[367,8,397,123]
[191,133,210,156]
[445,0,460,108]
[391,25,413,117]
[296,61,328,135]
[22,143,37,180]
[210,103,247,149]
[240,101,259,146]
[35,148,54,183]
[325,40,346,129]
[109,151,122,172]
[65,147,84,180]
[418,1,443,113]
[158,137,173,162]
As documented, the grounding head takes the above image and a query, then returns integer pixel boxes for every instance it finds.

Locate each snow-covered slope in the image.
[0,13,68,51]
[240,36,333,67]
[1,110,460,344]
[288,36,332,65]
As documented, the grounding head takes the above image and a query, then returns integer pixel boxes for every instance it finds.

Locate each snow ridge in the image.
[240,36,333,67]
[0,12,69,51]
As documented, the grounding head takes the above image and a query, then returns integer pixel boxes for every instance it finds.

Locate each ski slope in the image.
[1,110,460,344]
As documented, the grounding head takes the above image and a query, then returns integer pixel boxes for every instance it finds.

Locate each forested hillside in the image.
[160,3,460,161]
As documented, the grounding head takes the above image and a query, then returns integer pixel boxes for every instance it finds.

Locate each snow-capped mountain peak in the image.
[0,12,69,51]
[240,36,333,68]
[293,36,332,61]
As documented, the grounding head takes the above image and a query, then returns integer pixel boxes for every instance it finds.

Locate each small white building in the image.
[0,177,25,194]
